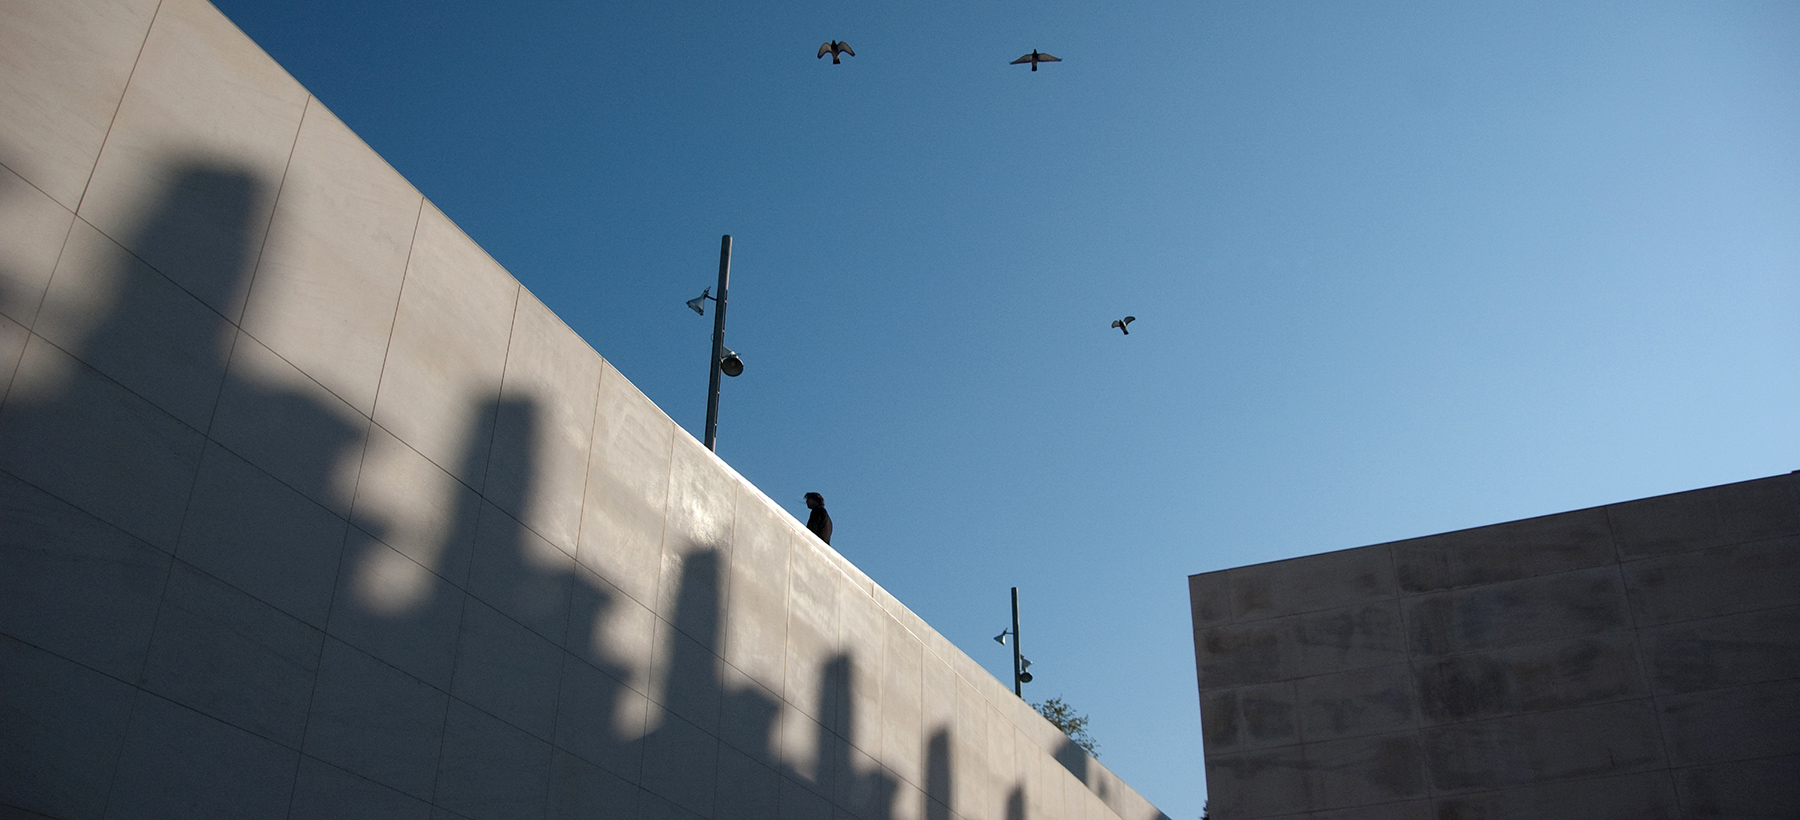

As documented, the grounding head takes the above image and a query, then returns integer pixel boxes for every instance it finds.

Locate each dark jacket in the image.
[806,507,833,545]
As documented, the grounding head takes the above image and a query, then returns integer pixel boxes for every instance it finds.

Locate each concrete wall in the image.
[0,2,1167,819]
[1188,474,1800,819]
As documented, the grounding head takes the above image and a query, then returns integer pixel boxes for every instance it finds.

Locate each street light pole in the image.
[1011,586,1023,697]
[703,235,731,451]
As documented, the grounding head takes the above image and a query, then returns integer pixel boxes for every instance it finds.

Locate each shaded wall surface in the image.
[0,2,1168,819]
[1189,474,1800,820]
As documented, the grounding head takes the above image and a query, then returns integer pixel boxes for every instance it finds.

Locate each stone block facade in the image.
[1190,474,1800,819]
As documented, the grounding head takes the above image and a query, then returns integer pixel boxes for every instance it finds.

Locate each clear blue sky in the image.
[213,0,1799,815]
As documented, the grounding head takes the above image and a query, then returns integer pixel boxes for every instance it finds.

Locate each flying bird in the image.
[818,41,855,64]
[1111,316,1136,335]
[1011,50,1061,71]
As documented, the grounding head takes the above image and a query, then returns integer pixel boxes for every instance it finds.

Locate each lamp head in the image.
[720,347,744,377]
[994,630,1009,646]
[686,288,710,315]
[1017,671,1033,683]
[1019,656,1033,671]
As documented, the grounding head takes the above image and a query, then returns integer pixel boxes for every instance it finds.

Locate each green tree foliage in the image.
[1032,697,1099,757]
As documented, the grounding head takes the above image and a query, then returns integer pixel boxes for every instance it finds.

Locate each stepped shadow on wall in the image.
[0,161,372,818]
[0,157,957,820]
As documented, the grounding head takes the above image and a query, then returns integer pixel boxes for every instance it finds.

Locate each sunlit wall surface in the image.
[1189,475,1800,819]
[0,1,1169,818]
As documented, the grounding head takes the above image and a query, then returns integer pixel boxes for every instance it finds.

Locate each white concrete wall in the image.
[0,2,1169,819]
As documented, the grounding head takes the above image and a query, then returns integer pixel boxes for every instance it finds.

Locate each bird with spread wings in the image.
[818,41,855,64]
[1111,316,1136,335]
[1011,50,1061,71]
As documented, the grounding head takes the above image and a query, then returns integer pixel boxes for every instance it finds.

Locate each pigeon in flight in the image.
[1011,50,1061,71]
[818,41,855,64]
[1111,316,1136,335]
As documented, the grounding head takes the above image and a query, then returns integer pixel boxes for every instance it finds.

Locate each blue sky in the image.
[213,0,1798,814]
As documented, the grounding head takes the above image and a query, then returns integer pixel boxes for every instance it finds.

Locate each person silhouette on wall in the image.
[804,492,832,545]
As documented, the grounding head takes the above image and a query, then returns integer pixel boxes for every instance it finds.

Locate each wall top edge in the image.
[1186,471,1798,580]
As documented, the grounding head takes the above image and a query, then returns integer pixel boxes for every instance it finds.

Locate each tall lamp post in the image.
[993,587,1033,697]
[685,235,742,452]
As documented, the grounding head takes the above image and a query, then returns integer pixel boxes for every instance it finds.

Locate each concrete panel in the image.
[1640,604,1800,695]
[1412,634,1646,723]
[1609,474,1800,558]
[1405,567,1628,656]
[488,290,600,554]
[922,658,958,763]
[79,0,306,323]
[882,616,926,789]
[0,636,137,820]
[373,202,518,489]
[302,638,449,801]
[328,535,468,688]
[176,441,348,628]
[548,749,639,820]
[1187,571,1232,628]
[289,756,433,820]
[210,329,368,517]
[0,335,205,549]
[0,313,24,398]
[779,775,834,820]
[1673,754,1800,820]
[1295,663,1417,744]
[952,678,988,820]
[725,488,792,691]
[239,103,419,417]
[433,698,554,820]
[0,471,170,680]
[775,706,832,796]
[639,712,720,819]
[579,363,673,610]
[1304,732,1427,811]
[639,789,708,820]
[140,561,324,747]
[1203,745,1313,818]
[1659,678,1800,767]
[717,745,783,820]
[649,614,724,736]
[658,435,738,625]
[1199,602,1407,688]
[835,735,888,819]
[350,422,481,589]
[1430,770,1680,820]
[36,217,232,430]
[1392,507,1615,594]
[1228,546,1396,621]
[1622,535,1800,626]
[568,562,656,701]
[452,599,564,742]
[839,589,887,754]
[556,653,647,783]
[786,540,842,726]
[1306,800,1433,820]
[468,500,574,646]
[1200,681,1300,753]
[1423,700,1665,793]
[0,164,75,327]
[107,693,301,820]
[720,661,782,761]
[0,0,157,209]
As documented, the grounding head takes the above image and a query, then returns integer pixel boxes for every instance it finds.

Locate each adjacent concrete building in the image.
[1189,474,1800,819]
[0,2,1167,818]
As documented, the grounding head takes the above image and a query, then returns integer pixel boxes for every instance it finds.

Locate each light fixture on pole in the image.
[994,630,1010,646]
[1007,587,1027,697]
[686,236,740,451]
